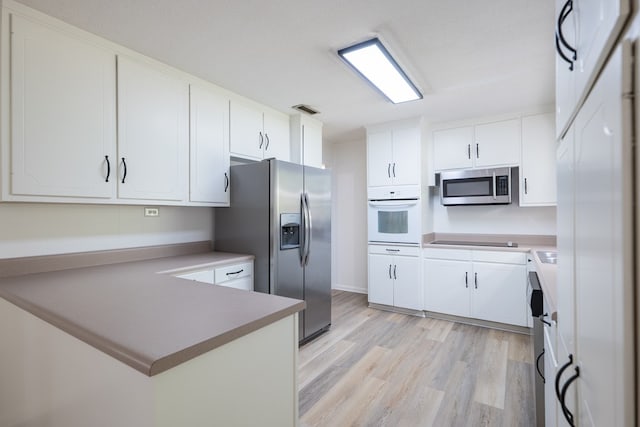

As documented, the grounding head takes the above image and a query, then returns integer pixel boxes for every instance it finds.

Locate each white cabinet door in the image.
[392,255,422,310]
[572,45,634,426]
[520,113,557,206]
[367,130,393,187]
[301,119,323,168]
[391,126,420,186]
[189,84,230,205]
[263,110,290,161]
[117,56,188,201]
[474,119,520,168]
[432,127,473,171]
[471,262,527,326]
[423,258,471,317]
[9,15,116,199]
[368,253,394,306]
[229,99,264,160]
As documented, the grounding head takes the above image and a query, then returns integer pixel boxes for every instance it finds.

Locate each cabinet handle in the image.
[476,143,479,159]
[224,172,229,192]
[259,132,264,149]
[265,133,270,150]
[393,264,397,280]
[559,366,580,426]
[392,163,396,177]
[226,269,244,276]
[539,313,551,326]
[555,33,574,71]
[474,272,478,289]
[387,163,391,178]
[535,348,545,382]
[524,178,528,194]
[467,144,471,159]
[557,0,577,61]
[105,155,111,182]
[465,271,468,288]
[121,157,127,184]
[385,248,400,252]
[555,353,575,424]
[388,264,392,279]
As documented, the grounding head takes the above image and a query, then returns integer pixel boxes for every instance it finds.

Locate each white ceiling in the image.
[14,0,555,143]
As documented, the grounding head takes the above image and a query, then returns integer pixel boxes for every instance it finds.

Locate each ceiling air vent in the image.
[292,104,320,115]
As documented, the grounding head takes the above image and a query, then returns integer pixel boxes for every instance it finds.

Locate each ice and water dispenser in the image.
[280,213,301,249]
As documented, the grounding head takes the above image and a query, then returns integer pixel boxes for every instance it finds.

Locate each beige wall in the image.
[0,203,214,258]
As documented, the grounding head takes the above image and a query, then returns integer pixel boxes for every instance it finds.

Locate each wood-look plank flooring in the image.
[299,291,535,427]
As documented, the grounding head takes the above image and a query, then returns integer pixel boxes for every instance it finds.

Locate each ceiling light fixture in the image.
[338,37,422,104]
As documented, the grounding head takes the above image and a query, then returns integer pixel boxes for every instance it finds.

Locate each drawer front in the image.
[472,250,527,265]
[369,244,420,257]
[176,269,215,284]
[215,262,253,284]
[422,248,471,261]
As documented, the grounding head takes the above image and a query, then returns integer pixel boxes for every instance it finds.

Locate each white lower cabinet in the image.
[176,261,253,291]
[368,245,422,311]
[423,248,528,327]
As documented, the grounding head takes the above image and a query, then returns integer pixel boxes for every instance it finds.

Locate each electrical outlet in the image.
[144,207,159,217]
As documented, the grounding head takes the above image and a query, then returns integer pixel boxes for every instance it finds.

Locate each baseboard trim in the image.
[331,284,368,294]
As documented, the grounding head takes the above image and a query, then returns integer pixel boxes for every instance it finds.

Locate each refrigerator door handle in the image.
[303,192,313,266]
[299,193,307,266]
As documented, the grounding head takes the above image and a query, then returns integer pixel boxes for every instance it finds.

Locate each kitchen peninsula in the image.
[0,243,304,427]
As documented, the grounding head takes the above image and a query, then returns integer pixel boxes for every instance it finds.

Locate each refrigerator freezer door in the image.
[302,166,332,339]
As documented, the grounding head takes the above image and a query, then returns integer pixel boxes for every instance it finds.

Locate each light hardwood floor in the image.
[299,291,535,427]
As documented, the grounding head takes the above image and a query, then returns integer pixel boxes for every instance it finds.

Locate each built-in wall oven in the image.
[367,198,421,245]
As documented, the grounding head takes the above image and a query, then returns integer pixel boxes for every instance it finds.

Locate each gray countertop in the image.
[0,251,305,376]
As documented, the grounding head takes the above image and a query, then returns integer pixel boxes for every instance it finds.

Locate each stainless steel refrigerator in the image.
[214,159,331,343]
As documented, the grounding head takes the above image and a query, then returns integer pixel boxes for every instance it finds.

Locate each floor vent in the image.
[292,104,320,115]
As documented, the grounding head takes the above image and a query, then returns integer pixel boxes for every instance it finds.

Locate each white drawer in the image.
[176,269,214,284]
[368,244,420,257]
[215,262,253,284]
[472,250,527,265]
[422,248,471,261]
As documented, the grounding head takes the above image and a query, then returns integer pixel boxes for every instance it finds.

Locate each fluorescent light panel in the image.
[338,38,422,104]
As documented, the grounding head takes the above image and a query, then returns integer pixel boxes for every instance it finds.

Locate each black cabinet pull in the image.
[474,272,478,289]
[265,133,270,150]
[560,366,580,426]
[387,163,391,178]
[535,348,545,382]
[259,132,264,149]
[524,178,528,194]
[467,144,471,159]
[392,163,396,177]
[121,157,127,184]
[555,353,576,424]
[105,155,111,182]
[555,34,574,70]
[226,269,244,276]
[388,264,392,279]
[557,0,577,60]
[393,264,397,280]
[224,172,229,192]
[465,271,468,288]
[539,313,551,326]
[476,143,479,159]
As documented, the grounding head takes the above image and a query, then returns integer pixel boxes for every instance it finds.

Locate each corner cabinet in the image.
[116,56,189,202]
[433,118,520,172]
[366,119,421,196]
[290,114,323,168]
[423,248,528,327]
[368,245,422,312]
[189,84,230,205]
[7,14,116,199]
[520,112,556,206]
[230,98,290,162]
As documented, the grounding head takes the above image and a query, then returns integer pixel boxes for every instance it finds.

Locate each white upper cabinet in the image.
[8,14,116,199]
[433,119,520,171]
[554,0,630,138]
[116,56,189,202]
[189,84,230,205]
[290,114,323,168]
[366,120,421,192]
[520,113,557,206]
[230,98,290,162]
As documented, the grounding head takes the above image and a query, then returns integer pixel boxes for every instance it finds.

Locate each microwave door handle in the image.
[492,171,497,200]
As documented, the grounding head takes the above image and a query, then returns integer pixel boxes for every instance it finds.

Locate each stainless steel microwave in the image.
[439,167,512,206]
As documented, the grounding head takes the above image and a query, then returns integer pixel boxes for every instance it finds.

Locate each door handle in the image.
[557,0,577,62]
[224,172,229,192]
[535,348,545,382]
[104,155,111,182]
[474,272,478,289]
[560,366,580,426]
[476,143,479,159]
[121,157,127,184]
[492,171,497,200]
[539,313,551,326]
[387,163,391,178]
[524,178,528,195]
[465,271,468,288]
[392,163,396,177]
[265,133,270,150]
[467,144,471,159]
[303,193,312,266]
[259,132,264,149]
[388,264,392,279]
[393,264,397,280]
[555,354,576,425]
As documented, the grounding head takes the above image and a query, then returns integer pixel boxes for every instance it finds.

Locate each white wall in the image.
[325,138,368,294]
[0,203,214,258]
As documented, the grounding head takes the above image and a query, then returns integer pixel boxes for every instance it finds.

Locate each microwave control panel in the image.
[496,175,509,196]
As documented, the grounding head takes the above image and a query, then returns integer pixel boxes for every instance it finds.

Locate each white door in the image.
[423,258,471,317]
[263,110,290,161]
[229,99,264,160]
[432,127,473,171]
[368,253,394,306]
[367,130,393,187]
[189,84,230,205]
[10,15,116,199]
[471,262,527,326]
[390,126,420,186]
[520,113,557,206]
[117,56,188,201]
[572,45,634,426]
[474,119,520,168]
[392,256,422,310]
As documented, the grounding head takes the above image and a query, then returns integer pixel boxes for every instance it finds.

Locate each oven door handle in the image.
[492,171,497,200]
[368,200,419,208]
